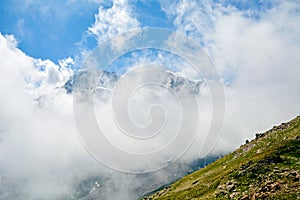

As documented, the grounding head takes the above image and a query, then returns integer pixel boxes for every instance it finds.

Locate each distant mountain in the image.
[63,69,220,200]
[144,116,300,199]
[63,69,204,96]
[75,155,223,200]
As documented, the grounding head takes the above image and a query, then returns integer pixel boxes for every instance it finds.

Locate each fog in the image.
[0,32,218,199]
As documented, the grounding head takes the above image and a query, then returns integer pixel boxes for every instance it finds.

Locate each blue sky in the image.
[0,0,100,61]
[0,0,271,63]
[0,0,171,62]
[1,0,298,91]
[134,0,172,28]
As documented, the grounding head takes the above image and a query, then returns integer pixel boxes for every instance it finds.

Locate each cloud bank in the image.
[161,0,300,151]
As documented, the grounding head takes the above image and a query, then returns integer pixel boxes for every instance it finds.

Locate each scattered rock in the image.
[242,143,255,153]
[192,180,198,185]
[271,122,291,132]
[290,171,297,177]
[230,192,237,198]
[255,133,265,139]
[240,195,250,200]
[228,184,236,192]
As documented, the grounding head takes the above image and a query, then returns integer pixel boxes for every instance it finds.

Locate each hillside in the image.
[144,116,300,199]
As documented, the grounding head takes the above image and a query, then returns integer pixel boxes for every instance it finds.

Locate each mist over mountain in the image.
[59,67,219,199]
[63,68,204,96]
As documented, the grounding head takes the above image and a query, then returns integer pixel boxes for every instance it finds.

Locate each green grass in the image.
[143,116,300,200]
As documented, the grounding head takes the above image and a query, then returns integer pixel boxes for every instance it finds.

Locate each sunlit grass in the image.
[144,116,300,199]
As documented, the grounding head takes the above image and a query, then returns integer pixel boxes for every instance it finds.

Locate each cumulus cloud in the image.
[0,33,106,199]
[0,32,211,199]
[161,0,300,151]
[88,0,140,44]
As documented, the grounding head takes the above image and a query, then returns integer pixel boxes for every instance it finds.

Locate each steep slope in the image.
[144,116,300,199]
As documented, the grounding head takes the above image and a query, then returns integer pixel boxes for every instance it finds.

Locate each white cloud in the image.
[88,0,140,44]
[0,31,206,199]
[162,0,300,151]
[160,0,219,45]
[0,33,104,199]
[59,56,75,68]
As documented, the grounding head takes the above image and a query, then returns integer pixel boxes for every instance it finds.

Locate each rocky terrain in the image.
[144,116,300,199]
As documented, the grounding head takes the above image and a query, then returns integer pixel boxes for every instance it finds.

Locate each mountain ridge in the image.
[63,69,204,95]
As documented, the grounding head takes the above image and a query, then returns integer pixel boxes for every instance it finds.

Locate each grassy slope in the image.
[144,116,300,200]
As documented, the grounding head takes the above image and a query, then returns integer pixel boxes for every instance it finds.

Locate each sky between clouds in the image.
[2,0,298,140]
[0,0,300,198]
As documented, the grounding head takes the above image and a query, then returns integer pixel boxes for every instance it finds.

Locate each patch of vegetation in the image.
[143,116,300,199]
